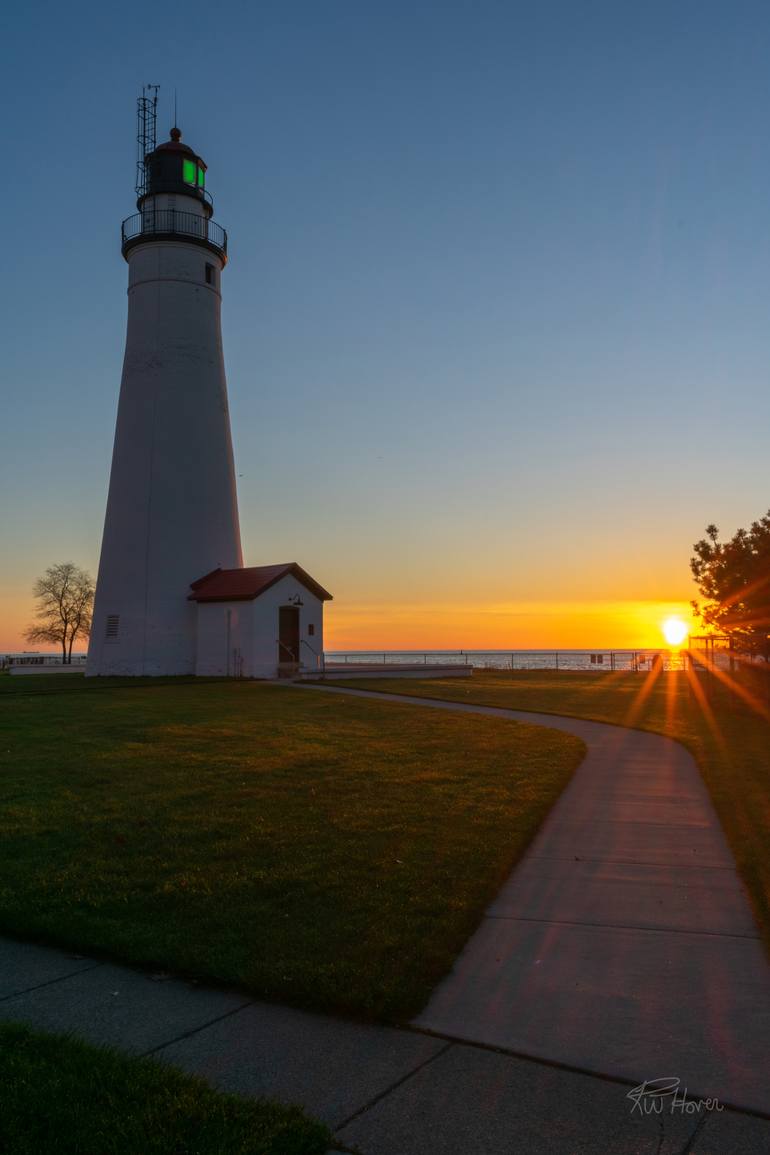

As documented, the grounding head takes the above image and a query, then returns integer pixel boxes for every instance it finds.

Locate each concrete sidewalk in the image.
[1,937,767,1153]
[298,685,770,1118]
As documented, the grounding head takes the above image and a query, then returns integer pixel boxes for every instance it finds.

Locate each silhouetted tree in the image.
[25,562,94,664]
[691,513,770,660]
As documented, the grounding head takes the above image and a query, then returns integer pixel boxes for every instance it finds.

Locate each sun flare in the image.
[662,616,688,648]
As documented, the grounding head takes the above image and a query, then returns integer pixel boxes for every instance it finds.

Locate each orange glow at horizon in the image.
[322,599,698,652]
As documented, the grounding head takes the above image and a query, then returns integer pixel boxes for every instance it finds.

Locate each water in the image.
[1,649,692,675]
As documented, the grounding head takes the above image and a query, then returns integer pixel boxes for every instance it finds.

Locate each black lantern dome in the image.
[139,127,212,216]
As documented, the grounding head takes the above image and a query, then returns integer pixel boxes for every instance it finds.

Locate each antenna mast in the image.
[135,84,160,197]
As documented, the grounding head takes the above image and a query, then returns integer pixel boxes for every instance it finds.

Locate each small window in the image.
[197,165,205,188]
[105,614,120,640]
[205,263,215,285]
[307,623,315,637]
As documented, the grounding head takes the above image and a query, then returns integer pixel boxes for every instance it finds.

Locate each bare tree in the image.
[25,563,94,664]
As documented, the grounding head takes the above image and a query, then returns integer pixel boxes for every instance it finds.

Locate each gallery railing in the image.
[121,210,227,258]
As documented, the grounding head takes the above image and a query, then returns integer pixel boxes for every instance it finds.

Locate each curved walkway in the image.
[299,683,770,1116]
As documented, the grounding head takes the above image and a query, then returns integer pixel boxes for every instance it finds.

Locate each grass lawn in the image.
[332,669,770,952]
[0,1022,329,1154]
[0,677,583,1020]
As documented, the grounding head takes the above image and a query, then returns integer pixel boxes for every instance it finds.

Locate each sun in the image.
[662,616,688,648]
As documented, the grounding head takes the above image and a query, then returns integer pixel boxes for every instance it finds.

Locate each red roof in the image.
[188,564,332,603]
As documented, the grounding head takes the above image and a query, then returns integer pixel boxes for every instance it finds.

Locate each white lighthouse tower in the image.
[88,104,242,676]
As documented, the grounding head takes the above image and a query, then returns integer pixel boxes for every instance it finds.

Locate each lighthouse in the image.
[88,94,331,678]
[88,110,242,676]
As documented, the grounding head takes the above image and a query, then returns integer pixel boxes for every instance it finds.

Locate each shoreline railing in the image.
[323,650,691,672]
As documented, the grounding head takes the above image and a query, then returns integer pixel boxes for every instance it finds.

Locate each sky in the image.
[2,0,769,651]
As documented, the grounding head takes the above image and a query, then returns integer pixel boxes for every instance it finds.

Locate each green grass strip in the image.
[0,1021,330,1154]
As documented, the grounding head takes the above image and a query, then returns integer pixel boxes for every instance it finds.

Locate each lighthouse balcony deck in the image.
[121,210,227,260]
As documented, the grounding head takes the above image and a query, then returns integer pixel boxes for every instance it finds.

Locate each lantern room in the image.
[140,127,210,211]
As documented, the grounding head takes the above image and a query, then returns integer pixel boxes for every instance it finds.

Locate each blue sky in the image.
[2,1,769,648]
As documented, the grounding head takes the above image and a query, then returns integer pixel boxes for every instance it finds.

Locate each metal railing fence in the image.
[121,210,227,257]
[322,650,690,672]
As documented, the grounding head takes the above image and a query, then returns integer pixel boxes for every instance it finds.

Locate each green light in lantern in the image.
[182,158,197,185]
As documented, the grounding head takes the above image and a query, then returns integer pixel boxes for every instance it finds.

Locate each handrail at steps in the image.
[300,638,323,669]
